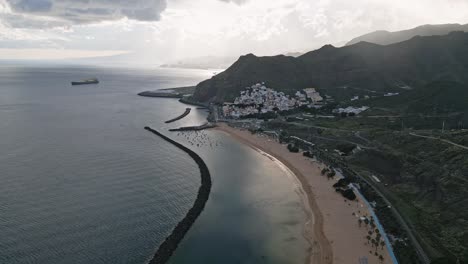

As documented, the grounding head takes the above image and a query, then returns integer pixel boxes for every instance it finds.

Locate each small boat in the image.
[71,78,99,85]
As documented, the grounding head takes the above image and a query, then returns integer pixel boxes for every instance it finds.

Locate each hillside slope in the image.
[346,23,468,46]
[193,31,468,102]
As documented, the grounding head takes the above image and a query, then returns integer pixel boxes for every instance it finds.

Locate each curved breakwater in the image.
[144,127,212,264]
[165,108,191,124]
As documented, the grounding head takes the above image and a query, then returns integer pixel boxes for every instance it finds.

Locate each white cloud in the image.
[1,0,468,63]
[218,0,249,5]
[0,48,129,60]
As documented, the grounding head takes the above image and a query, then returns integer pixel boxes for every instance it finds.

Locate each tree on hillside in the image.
[321,168,329,175]
[279,131,289,143]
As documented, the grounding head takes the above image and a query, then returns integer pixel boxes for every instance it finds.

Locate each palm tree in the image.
[376,233,381,242]
[379,255,384,263]
[366,235,371,244]
[358,218,363,227]
[380,241,385,250]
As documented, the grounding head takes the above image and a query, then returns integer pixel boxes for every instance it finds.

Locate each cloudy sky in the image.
[1,0,468,64]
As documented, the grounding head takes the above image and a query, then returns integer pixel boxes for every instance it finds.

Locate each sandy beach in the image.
[216,123,392,264]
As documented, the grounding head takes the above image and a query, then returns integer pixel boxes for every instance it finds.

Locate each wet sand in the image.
[216,123,392,264]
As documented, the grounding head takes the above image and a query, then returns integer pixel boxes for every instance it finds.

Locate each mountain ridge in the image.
[346,23,468,46]
[193,31,468,102]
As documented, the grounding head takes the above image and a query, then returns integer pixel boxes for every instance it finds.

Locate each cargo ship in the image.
[71,78,99,85]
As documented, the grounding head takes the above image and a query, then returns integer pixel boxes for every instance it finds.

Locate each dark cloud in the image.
[4,0,167,25]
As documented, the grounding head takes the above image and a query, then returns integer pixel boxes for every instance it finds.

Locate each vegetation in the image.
[257,102,468,263]
[194,32,468,102]
[201,28,468,263]
[287,143,299,153]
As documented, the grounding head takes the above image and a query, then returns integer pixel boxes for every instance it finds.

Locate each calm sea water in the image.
[0,64,308,264]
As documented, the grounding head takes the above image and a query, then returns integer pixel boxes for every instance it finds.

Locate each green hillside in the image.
[193,32,468,103]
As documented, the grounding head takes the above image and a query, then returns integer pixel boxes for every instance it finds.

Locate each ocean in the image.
[0,64,308,264]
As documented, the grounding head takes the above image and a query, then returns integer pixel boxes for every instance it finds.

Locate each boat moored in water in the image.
[71,78,99,85]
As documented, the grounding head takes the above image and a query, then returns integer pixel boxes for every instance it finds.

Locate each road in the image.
[308,134,376,150]
[312,132,431,263]
[409,132,468,150]
[353,170,431,264]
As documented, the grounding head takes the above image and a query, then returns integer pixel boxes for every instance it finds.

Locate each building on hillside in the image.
[303,88,323,103]
[333,106,370,115]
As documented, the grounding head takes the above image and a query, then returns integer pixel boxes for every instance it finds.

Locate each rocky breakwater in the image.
[168,123,216,132]
[138,91,183,98]
[165,108,191,124]
[144,127,212,264]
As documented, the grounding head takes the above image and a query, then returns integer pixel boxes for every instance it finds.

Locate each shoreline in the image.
[247,144,331,264]
[216,123,393,264]
[215,124,333,264]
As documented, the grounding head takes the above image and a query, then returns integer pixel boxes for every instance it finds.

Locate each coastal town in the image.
[221,83,370,118]
[222,83,324,118]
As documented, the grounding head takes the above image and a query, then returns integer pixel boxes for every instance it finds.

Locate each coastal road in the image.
[308,134,376,150]
[355,172,431,264]
[291,122,353,133]
[315,138,430,263]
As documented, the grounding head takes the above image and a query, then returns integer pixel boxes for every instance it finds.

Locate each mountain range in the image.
[160,52,304,70]
[346,23,468,46]
[160,56,238,70]
[193,31,468,103]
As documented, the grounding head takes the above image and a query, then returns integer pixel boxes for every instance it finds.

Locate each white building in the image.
[303,88,323,103]
[333,106,370,115]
